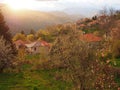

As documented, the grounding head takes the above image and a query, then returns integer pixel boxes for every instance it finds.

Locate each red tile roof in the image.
[14,40,50,48]
[80,34,102,42]
[14,40,26,46]
[40,40,50,47]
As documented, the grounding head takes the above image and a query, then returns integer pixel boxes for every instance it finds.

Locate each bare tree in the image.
[99,7,116,38]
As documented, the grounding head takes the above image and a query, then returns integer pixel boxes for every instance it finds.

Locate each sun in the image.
[4,0,30,10]
[4,0,57,11]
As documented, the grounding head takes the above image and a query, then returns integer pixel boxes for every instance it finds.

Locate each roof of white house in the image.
[25,41,41,48]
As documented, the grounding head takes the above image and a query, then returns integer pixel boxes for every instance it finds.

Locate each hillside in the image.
[1,6,82,34]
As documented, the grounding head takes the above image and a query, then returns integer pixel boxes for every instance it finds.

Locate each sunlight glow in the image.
[3,0,58,11]
[4,0,34,10]
[3,0,120,11]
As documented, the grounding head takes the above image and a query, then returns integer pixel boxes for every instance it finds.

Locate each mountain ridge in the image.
[1,6,83,34]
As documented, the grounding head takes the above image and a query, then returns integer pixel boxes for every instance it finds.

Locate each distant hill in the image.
[64,7,99,17]
[1,6,82,34]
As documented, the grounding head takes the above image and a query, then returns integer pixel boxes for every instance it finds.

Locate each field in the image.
[0,53,120,90]
[0,61,72,90]
[114,58,120,87]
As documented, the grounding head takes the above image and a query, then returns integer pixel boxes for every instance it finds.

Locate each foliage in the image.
[0,11,12,42]
[112,40,120,58]
[99,9,116,35]
[0,36,15,73]
[0,11,17,72]
[12,33,26,41]
[83,25,99,34]
[36,30,54,42]
[17,48,26,61]
[49,26,117,90]
[92,15,97,20]
[26,34,35,41]
[0,11,17,55]
[111,26,120,40]
[21,30,25,35]
[116,10,120,19]
[46,24,63,37]
[30,29,36,35]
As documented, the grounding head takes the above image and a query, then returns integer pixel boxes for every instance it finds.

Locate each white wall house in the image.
[25,41,50,54]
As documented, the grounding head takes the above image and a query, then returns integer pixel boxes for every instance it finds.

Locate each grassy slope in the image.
[114,58,120,87]
[0,56,119,90]
[0,54,72,90]
[0,65,72,90]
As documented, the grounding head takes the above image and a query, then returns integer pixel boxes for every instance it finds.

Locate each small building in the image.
[80,33,102,49]
[80,33,102,42]
[25,40,50,54]
[14,40,50,54]
[14,40,26,49]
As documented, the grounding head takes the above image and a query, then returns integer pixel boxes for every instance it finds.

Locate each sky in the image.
[0,0,120,15]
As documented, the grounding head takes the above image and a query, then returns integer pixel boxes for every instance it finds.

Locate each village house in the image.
[80,33,102,48]
[25,40,50,54]
[14,40,27,49]
[80,33,102,42]
[14,40,50,54]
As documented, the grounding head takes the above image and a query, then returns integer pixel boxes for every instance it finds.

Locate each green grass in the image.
[0,63,72,90]
[112,58,120,67]
[113,58,120,87]
[115,60,120,67]
[25,54,41,60]
[115,75,120,87]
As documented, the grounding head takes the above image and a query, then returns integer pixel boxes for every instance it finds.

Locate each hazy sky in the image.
[0,0,120,15]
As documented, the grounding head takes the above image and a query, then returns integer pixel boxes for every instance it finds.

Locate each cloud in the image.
[1,0,120,12]
[35,0,58,1]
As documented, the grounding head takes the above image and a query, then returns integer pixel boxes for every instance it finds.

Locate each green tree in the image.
[30,29,36,35]
[13,33,26,41]
[92,15,97,20]
[0,11,12,42]
[0,10,17,55]
[21,30,25,35]
[36,30,53,42]
[27,34,35,41]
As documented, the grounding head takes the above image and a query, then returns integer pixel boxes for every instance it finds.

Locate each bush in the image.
[112,40,120,58]
[0,36,15,72]
[17,48,26,61]
[49,26,118,90]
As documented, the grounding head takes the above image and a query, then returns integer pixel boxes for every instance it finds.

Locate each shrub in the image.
[49,26,117,90]
[17,48,26,61]
[0,36,15,72]
[112,40,120,58]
